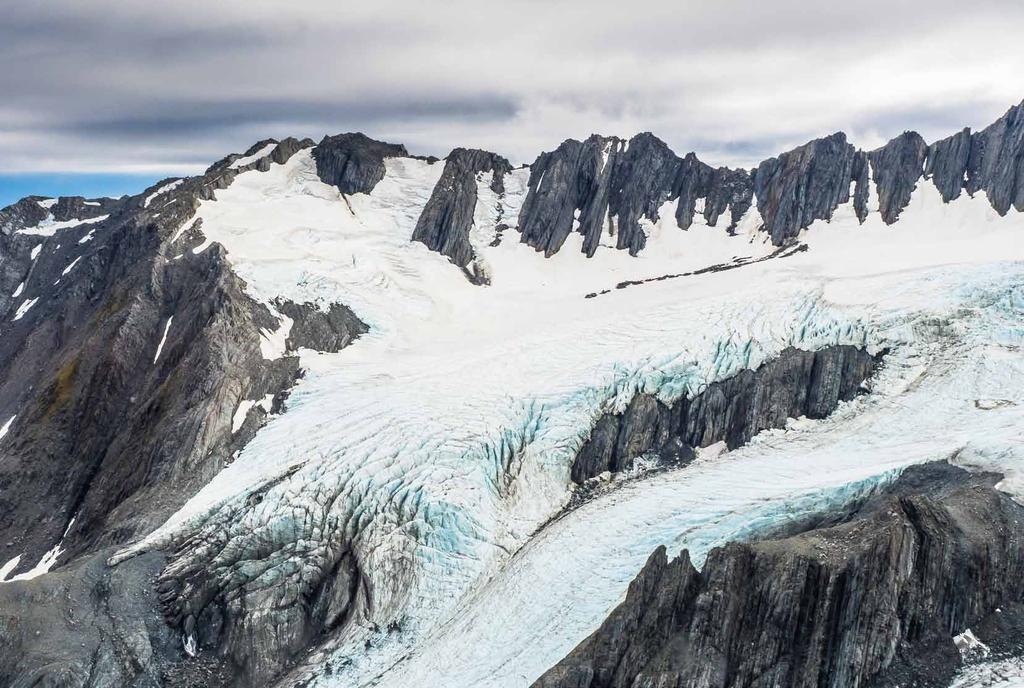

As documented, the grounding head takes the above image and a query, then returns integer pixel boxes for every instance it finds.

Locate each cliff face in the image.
[515,132,755,258]
[572,345,880,483]
[0,137,364,578]
[412,147,512,280]
[408,101,1024,269]
[535,462,1024,688]
[312,132,409,195]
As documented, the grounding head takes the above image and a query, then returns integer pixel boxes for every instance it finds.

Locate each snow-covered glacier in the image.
[93,145,1024,687]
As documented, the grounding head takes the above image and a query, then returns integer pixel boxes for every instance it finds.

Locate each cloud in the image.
[3,0,1023,175]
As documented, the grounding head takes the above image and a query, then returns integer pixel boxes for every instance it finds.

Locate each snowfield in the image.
[110,150,1024,687]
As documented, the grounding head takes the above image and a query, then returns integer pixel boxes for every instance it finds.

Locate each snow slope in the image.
[111,151,1024,687]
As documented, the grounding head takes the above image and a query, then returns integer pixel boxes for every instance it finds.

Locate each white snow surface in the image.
[231,393,275,433]
[229,142,277,170]
[0,415,14,441]
[1,518,75,583]
[0,555,21,581]
[18,213,108,237]
[60,256,81,276]
[12,298,38,321]
[954,628,991,659]
[112,154,1024,687]
[950,656,1024,687]
[144,179,184,207]
[153,316,173,363]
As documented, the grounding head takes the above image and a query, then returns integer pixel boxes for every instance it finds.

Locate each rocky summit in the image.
[2,99,1024,688]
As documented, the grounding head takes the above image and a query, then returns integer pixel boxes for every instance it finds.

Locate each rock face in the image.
[572,345,880,483]
[0,550,217,688]
[312,132,409,195]
[517,134,624,257]
[751,133,860,244]
[503,100,1024,264]
[965,101,1024,214]
[926,127,973,202]
[869,131,929,224]
[277,300,368,353]
[0,136,368,687]
[534,462,1024,688]
[0,136,359,576]
[516,133,754,258]
[412,147,512,279]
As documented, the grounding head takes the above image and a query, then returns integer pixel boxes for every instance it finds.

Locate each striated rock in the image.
[965,100,1024,214]
[412,147,511,277]
[517,133,754,258]
[851,150,871,222]
[0,143,356,579]
[0,144,370,687]
[512,101,1024,259]
[312,132,409,195]
[604,133,683,254]
[869,131,928,224]
[518,135,622,257]
[572,345,880,483]
[925,127,972,202]
[752,133,859,244]
[535,462,1024,688]
[537,546,703,688]
[0,195,121,318]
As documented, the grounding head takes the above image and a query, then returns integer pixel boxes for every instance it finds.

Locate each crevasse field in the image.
[113,149,1024,687]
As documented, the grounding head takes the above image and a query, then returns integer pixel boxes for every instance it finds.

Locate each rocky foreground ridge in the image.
[535,462,1024,688]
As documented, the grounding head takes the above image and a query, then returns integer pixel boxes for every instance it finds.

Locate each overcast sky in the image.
[3,0,1024,198]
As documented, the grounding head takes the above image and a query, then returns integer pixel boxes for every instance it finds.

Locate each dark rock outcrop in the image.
[518,135,623,257]
[517,133,754,258]
[751,133,859,244]
[869,131,929,224]
[0,139,356,578]
[312,132,409,195]
[444,99,1024,265]
[412,148,512,279]
[535,462,1024,688]
[0,195,121,318]
[965,101,1024,214]
[604,133,684,255]
[0,550,234,688]
[572,345,880,483]
[925,127,973,202]
[277,300,368,352]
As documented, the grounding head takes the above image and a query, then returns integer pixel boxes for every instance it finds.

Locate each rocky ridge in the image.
[572,345,880,483]
[534,462,1024,688]
[397,100,1024,266]
[0,136,363,578]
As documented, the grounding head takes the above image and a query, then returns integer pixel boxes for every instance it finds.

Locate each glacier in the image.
[92,144,1024,687]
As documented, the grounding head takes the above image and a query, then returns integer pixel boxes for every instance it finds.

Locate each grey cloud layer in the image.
[4,0,1024,173]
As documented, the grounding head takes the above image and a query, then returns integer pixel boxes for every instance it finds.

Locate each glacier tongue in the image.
[105,148,1024,687]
